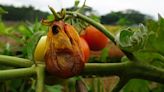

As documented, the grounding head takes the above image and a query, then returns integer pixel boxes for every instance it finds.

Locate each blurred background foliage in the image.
[0,5,153,25]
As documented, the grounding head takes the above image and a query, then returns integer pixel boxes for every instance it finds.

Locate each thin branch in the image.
[0,65,35,80]
[0,55,33,67]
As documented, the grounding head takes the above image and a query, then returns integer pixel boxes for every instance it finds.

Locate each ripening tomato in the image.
[34,36,90,63]
[34,36,47,62]
[81,26,109,51]
[108,44,125,58]
[79,37,90,62]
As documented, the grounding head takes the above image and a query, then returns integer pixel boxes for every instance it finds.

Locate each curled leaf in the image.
[115,24,148,52]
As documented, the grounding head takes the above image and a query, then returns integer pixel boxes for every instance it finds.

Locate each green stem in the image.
[129,63,164,83]
[67,12,115,43]
[82,62,164,84]
[36,64,45,92]
[81,62,128,76]
[0,55,33,67]
[0,65,35,80]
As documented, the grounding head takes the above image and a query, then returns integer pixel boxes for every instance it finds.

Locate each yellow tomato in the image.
[34,36,47,62]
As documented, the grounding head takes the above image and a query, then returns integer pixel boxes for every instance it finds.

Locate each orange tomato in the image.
[81,26,109,51]
[79,37,90,62]
[109,44,125,58]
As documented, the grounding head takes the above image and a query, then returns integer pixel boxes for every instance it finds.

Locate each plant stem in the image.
[129,62,164,84]
[81,62,129,76]
[82,62,164,84]
[67,12,115,43]
[36,64,45,92]
[0,55,33,67]
[0,65,35,80]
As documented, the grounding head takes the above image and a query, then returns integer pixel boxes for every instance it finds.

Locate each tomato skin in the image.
[108,44,125,58]
[34,36,47,62]
[34,36,90,62]
[79,37,90,62]
[81,26,109,51]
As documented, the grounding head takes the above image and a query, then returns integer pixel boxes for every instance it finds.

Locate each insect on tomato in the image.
[81,26,109,51]
[79,37,90,62]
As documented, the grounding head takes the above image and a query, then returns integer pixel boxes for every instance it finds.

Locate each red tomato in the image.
[79,37,90,62]
[81,26,109,51]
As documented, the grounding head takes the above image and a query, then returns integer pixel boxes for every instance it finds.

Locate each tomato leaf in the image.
[145,16,164,55]
[99,48,109,63]
[133,16,164,66]
[116,16,164,66]
[0,7,8,15]
[74,0,80,7]
[25,31,45,60]
[45,85,63,92]
[115,24,148,52]
[123,79,149,92]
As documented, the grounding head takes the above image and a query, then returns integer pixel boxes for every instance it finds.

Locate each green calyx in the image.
[41,6,66,26]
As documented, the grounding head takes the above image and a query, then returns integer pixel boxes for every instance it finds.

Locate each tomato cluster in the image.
[34,24,124,79]
[33,6,124,80]
[80,25,124,61]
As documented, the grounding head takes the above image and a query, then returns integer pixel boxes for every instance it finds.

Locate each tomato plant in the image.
[1,4,164,92]
[81,26,109,51]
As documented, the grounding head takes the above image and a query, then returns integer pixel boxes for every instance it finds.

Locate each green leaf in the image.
[99,48,109,63]
[0,7,8,15]
[45,85,63,92]
[115,24,148,52]
[17,24,33,38]
[131,16,164,66]
[123,79,149,92]
[74,0,80,7]
[146,16,164,55]
[0,22,13,35]
[134,51,164,68]
[89,15,101,23]
[25,31,45,60]
[47,14,55,21]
